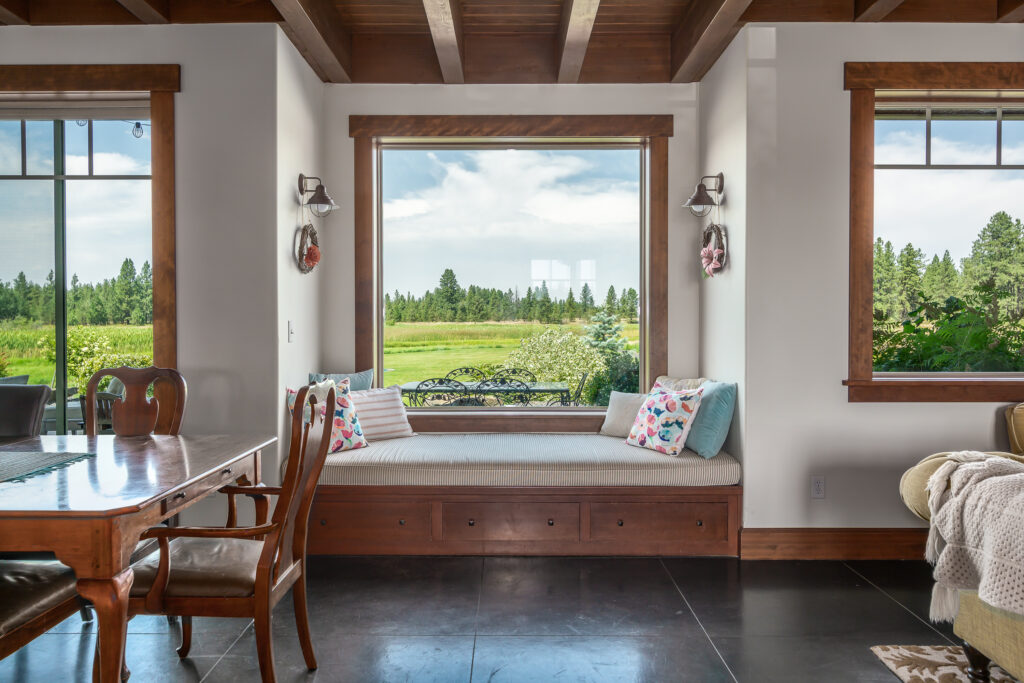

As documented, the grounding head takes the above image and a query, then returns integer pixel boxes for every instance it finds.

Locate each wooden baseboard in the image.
[740,527,928,560]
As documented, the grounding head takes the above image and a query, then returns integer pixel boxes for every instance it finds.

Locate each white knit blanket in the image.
[926,450,1024,622]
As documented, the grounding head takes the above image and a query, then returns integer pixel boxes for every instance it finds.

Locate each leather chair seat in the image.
[130,538,264,599]
[0,560,78,637]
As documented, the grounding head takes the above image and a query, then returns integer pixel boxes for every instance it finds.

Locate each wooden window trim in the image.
[843,62,1024,403]
[350,114,671,431]
[2,66,179,420]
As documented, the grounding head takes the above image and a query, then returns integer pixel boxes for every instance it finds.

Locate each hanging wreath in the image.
[297,224,321,274]
[701,224,727,278]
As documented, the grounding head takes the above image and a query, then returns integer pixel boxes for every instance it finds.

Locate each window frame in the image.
[350,115,671,431]
[844,62,1024,402]
[0,64,179,429]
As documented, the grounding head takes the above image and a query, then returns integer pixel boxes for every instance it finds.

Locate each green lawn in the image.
[1,323,153,385]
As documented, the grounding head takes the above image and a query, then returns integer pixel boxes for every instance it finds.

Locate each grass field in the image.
[382,321,638,387]
[0,323,153,385]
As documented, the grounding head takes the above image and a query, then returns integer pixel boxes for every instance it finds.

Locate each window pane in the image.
[25,121,54,175]
[931,108,997,165]
[64,120,90,175]
[381,147,642,407]
[0,121,20,175]
[875,114,926,165]
[1001,109,1024,165]
[0,179,56,408]
[92,120,151,175]
[873,167,1024,372]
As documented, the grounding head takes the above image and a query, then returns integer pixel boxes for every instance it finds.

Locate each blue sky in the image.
[0,119,152,285]
[875,116,1024,265]
[381,147,642,300]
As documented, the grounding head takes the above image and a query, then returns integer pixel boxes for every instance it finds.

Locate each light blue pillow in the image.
[685,381,736,459]
[309,369,374,392]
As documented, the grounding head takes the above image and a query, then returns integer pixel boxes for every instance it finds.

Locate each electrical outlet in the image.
[811,475,826,499]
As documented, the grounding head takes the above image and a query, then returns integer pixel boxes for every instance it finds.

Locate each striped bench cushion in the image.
[319,433,741,487]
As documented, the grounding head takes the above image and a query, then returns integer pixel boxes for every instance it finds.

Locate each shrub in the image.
[503,328,605,398]
[37,327,153,388]
[0,349,8,377]
[584,351,640,406]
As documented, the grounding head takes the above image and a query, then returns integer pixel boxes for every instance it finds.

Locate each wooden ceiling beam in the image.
[114,0,169,23]
[555,0,601,84]
[998,0,1024,22]
[671,0,754,83]
[270,0,352,83]
[423,0,464,84]
[854,0,905,22]
[0,0,29,25]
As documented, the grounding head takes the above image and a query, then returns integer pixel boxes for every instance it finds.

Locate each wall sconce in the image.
[683,173,724,218]
[298,173,338,218]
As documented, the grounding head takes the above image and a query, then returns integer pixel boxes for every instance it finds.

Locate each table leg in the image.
[78,568,133,683]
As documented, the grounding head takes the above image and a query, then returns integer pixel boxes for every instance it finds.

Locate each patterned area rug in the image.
[872,645,1019,682]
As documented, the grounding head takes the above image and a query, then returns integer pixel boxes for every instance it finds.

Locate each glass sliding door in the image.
[0,116,153,433]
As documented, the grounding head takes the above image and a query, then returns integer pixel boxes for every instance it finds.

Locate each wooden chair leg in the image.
[963,641,992,683]
[176,616,192,658]
[254,603,277,683]
[292,575,317,671]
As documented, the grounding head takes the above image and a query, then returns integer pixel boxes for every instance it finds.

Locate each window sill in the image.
[406,410,606,433]
[844,378,1024,402]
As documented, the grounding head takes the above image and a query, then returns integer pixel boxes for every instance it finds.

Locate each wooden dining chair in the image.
[124,381,335,683]
[0,559,84,660]
[83,366,186,437]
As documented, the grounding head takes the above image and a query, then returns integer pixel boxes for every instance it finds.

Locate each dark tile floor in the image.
[0,557,954,682]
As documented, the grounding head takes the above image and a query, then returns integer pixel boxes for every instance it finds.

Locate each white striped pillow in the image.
[349,385,415,441]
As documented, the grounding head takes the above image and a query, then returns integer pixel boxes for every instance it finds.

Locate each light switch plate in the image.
[287,320,295,343]
[811,475,825,499]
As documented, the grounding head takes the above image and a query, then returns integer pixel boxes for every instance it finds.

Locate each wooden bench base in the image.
[308,485,742,556]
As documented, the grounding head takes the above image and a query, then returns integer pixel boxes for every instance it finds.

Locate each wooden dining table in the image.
[0,433,276,682]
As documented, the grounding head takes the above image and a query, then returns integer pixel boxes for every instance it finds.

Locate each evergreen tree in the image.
[564,288,578,321]
[436,268,463,322]
[873,238,899,320]
[620,287,639,323]
[921,251,960,305]
[12,272,29,319]
[135,261,153,324]
[580,283,594,314]
[537,281,554,323]
[895,243,925,319]
[603,285,617,315]
[961,211,1024,320]
[112,258,138,324]
[585,309,627,355]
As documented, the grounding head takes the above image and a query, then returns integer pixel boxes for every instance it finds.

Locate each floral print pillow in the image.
[625,387,704,456]
[286,378,368,454]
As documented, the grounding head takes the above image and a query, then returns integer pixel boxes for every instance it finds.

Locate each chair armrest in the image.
[219,485,280,527]
[219,485,283,496]
[140,523,276,540]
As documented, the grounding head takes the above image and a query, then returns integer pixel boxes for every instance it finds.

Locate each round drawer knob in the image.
[547,519,554,526]
[399,519,406,526]
[696,520,704,527]
[617,519,624,527]
[468,519,475,527]
[320,519,327,526]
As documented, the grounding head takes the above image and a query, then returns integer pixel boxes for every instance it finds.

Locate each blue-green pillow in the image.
[684,381,736,458]
[309,369,374,392]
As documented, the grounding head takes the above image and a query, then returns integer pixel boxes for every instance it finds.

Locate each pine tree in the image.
[961,211,1024,320]
[895,243,925,319]
[621,287,639,323]
[537,280,554,323]
[112,258,137,324]
[585,309,626,355]
[873,238,900,320]
[921,250,960,305]
[564,288,578,321]
[603,285,617,315]
[436,268,463,322]
[135,261,153,324]
[580,283,594,314]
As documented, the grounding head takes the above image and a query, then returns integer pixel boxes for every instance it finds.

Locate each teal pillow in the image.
[684,381,736,458]
[309,369,374,392]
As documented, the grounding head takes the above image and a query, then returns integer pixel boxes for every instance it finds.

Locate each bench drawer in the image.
[312,502,432,542]
[589,502,729,543]
[443,502,579,542]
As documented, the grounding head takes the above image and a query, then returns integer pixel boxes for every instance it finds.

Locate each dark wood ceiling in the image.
[0,0,1020,85]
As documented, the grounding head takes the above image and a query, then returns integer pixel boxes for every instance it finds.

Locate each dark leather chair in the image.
[0,385,52,437]
[0,559,82,660]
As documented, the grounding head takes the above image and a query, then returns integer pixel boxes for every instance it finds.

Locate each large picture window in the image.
[380,144,643,409]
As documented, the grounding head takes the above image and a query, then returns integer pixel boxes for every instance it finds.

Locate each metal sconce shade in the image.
[683,172,724,218]
[298,173,338,218]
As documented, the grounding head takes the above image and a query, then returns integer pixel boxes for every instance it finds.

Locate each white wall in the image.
[724,23,1022,529]
[321,84,704,379]
[698,30,749,461]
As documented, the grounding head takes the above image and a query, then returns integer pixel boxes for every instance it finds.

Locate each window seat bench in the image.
[308,433,742,557]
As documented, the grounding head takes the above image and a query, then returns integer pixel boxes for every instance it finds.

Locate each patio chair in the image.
[547,373,588,407]
[444,367,487,383]
[414,378,470,407]
[0,385,52,437]
[477,378,531,407]
[0,374,29,385]
[491,368,537,383]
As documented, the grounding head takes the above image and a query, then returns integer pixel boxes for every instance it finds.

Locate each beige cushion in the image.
[319,433,742,487]
[653,376,707,392]
[899,452,1024,521]
[349,386,415,441]
[130,537,263,599]
[1008,404,1024,455]
[955,590,1024,679]
[599,391,646,438]
[0,560,78,637]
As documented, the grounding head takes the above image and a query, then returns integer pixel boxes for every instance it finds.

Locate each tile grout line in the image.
[198,619,255,683]
[659,558,739,683]
[841,562,956,646]
[467,557,485,683]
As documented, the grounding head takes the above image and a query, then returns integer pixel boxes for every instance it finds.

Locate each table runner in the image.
[0,451,95,483]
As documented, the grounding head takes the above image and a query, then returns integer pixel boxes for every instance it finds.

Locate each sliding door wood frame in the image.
[350,114,671,431]
[843,62,1024,403]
